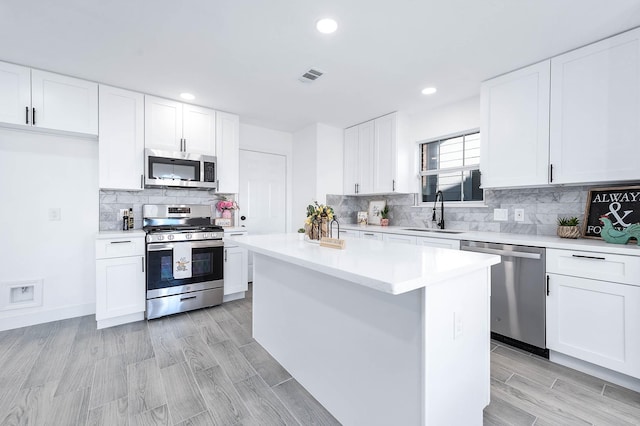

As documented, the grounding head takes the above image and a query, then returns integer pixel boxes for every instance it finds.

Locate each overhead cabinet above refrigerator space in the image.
[343,112,413,195]
[481,27,640,188]
[0,61,98,135]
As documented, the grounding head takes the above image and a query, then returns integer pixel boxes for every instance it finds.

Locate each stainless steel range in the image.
[143,204,224,319]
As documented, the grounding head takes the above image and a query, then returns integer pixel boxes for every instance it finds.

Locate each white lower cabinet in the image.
[416,236,460,249]
[338,229,360,239]
[382,233,416,245]
[546,248,640,379]
[95,235,145,329]
[224,230,249,301]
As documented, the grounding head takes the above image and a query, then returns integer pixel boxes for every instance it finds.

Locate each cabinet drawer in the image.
[359,231,383,240]
[224,231,247,248]
[96,237,144,259]
[547,248,640,285]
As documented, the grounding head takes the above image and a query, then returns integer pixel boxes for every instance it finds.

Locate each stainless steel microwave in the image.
[145,149,218,190]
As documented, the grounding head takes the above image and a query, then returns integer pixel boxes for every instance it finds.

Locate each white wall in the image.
[292,123,344,227]
[239,123,294,231]
[409,96,480,142]
[0,128,98,330]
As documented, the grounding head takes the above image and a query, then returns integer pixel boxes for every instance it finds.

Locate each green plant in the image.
[297,228,305,233]
[380,205,389,219]
[557,216,579,226]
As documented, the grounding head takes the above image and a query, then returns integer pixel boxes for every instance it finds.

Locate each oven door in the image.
[146,240,224,299]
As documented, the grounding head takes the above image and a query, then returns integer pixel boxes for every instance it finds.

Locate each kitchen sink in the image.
[403,228,465,234]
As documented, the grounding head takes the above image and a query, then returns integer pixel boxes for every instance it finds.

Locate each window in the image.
[419,130,482,203]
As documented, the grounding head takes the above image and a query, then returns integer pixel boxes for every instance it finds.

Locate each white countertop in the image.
[223,227,248,233]
[227,233,500,295]
[340,224,640,256]
[96,230,146,239]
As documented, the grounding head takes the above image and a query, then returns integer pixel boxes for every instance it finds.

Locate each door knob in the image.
[240,215,246,221]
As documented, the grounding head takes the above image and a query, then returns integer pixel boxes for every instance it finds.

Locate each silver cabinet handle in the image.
[392,179,396,191]
[228,233,243,236]
[140,174,144,189]
[572,254,606,260]
[110,240,132,244]
[224,249,228,262]
[180,295,197,301]
[141,256,144,272]
[461,246,541,260]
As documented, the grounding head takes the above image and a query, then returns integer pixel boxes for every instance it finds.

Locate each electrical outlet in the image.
[493,208,508,221]
[515,209,525,222]
[48,208,61,221]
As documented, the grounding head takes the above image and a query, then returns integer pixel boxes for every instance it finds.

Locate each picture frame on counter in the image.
[214,218,232,227]
[582,185,640,239]
[367,200,386,226]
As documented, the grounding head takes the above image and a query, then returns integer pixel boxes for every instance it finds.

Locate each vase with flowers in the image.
[216,198,238,219]
[305,201,335,240]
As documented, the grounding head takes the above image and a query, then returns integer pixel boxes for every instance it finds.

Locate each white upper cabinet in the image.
[480,60,551,188]
[344,112,411,195]
[98,85,145,191]
[0,62,98,135]
[0,62,30,126]
[145,95,216,155]
[549,28,640,184]
[183,103,216,155]
[144,95,183,152]
[216,111,240,193]
[31,70,98,135]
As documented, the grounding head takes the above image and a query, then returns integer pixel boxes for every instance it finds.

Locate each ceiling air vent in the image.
[299,68,324,83]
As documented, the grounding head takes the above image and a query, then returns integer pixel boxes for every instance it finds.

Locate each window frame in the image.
[417,128,484,206]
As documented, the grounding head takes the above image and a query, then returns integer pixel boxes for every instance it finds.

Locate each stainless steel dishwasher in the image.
[460,241,547,357]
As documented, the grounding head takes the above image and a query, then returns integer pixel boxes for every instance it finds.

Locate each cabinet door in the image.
[374,114,397,193]
[550,28,640,184]
[343,126,359,195]
[338,229,360,239]
[183,104,216,155]
[31,70,98,134]
[224,246,248,295]
[480,60,550,188]
[95,256,145,321]
[144,95,183,151]
[0,62,31,126]
[98,85,144,191]
[216,111,239,193]
[382,233,416,244]
[358,121,375,194]
[547,274,640,378]
[416,236,460,249]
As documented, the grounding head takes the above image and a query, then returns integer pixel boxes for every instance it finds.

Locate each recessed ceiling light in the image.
[316,18,338,34]
[421,87,437,95]
[180,92,195,101]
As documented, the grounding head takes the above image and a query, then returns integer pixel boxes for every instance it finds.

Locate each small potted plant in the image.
[297,228,306,240]
[380,205,390,226]
[557,216,580,239]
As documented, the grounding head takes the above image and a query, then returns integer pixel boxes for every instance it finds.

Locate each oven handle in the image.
[147,240,224,251]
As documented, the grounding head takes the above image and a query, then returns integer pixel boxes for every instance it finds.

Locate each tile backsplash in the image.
[327,186,598,236]
[99,188,234,230]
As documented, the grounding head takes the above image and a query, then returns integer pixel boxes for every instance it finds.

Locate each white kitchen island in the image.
[228,233,500,426]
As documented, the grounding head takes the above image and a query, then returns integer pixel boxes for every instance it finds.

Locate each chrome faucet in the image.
[432,190,444,229]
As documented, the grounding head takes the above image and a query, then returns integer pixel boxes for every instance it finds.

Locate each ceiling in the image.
[1,0,640,133]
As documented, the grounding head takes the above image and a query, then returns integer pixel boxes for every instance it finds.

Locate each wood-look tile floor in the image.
[1,287,639,425]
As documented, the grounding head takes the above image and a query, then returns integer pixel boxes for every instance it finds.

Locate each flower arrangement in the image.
[216,199,238,212]
[305,201,334,225]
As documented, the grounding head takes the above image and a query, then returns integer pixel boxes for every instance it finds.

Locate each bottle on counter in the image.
[123,210,129,231]
[128,208,134,230]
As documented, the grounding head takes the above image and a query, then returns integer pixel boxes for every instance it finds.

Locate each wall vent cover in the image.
[299,68,325,83]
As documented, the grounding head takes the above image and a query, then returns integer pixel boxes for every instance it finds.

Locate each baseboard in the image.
[223,291,246,303]
[550,350,640,392]
[97,312,144,330]
[0,303,95,331]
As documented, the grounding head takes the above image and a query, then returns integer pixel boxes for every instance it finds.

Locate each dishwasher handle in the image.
[461,245,541,260]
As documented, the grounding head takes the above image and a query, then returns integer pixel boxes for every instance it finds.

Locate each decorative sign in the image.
[214,218,232,227]
[582,186,640,239]
[368,200,386,226]
[357,211,368,226]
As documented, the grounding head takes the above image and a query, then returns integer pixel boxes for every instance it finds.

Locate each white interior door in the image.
[239,150,286,234]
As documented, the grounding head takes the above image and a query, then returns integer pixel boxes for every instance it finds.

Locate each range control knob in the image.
[186,234,193,239]
[157,235,165,241]
[167,234,174,241]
